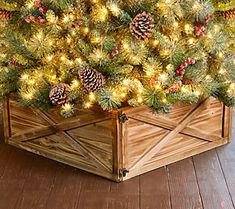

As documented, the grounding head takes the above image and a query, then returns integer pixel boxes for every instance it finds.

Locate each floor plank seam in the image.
[166,166,173,209]
[139,176,141,209]
[44,166,59,209]
[191,157,205,209]
[73,179,83,209]
[215,148,235,209]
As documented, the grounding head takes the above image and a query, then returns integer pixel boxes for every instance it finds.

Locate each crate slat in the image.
[3,97,233,182]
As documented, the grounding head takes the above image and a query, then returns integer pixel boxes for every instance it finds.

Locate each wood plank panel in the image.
[216,111,235,206]
[9,101,49,135]
[76,174,112,209]
[193,150,234,209]
[44,166,83,209]
[109,177,140,209]
[0,149,34,209]
[13,156,59,209]
[140,167,171,209]
[168,158,203,209]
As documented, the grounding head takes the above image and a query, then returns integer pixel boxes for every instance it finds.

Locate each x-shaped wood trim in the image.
[10,106,112,172]
[128,99,211,171]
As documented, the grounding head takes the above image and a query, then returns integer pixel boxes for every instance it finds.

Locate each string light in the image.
[112,91,117,97]
[206,75,211,80]
[108,3,120,16]
[83,27,89,34]
[71,79,80,89]
[137,96,143,103]
[155,84,162,90]
[76,58,83,64]
[36,32,43,40]
[89,92,96,101]
[219,68,226,75]
[152,39,159,47]
[173,22,179,27]
[159,73,168,82]
[218,52,224,58]
[194,90,201,96]
[69,14,75,20]
[22,92,34,100]
[28,79,35,85]
[181,86,189,93]
[68,60,74,66]
[21,74,29,80]
[184,24,193,34]
[138,88,143,94]
[47,55,53,61]
[63,103,73,112]
[60,56,66,62]
[121,93,127,98]
[85,102,91,108]
[162,98,167,103]
[207,32,213,39]
[188,38,195,45]
[63,15,70,23]
[214,24,220,32]
[192,2,201,12]
[123,43,130,50]
[26,1,34,9]
[123,79,129,86]
[67,38,72,44]
[49,41,53,46]
[71,31,76,36]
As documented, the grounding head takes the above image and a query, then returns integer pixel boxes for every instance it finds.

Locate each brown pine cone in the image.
[49,84,68,105]
[130,12,154,40]
[79,67,106,92]
[218,9,235,20]
[0,10,14,21]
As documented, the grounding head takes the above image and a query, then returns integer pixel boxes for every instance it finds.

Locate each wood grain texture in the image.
[0,149,34,209]
[0,107,234,209]
[122,98,231,181]
[193,150,234,209]
[140,167,171,209]
[3,97,233,181]
[168,158,203,209]
[216,111,235,206]
[13,156,59,209]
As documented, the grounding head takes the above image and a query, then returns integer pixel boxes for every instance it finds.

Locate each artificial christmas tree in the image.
[0,0,234,181]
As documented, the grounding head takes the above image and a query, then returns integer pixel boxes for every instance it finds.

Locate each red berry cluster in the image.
[111,47,120,58]
[194,15,214,38]
[150,77,160,86]
[25,0,47,24]
[176,58,196,76]
[165,80,182,93]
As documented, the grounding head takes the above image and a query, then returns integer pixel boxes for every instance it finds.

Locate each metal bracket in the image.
[119,168,129,178]
[119,113,128,123]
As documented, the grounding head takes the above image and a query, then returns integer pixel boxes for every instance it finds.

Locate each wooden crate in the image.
[3,97,233,182]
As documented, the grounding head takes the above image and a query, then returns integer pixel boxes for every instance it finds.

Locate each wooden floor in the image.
[0,108,234,209]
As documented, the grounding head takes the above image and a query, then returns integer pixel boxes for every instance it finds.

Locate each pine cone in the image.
[79,67,106,92]
[49,84,68,105]
[130,12,154,40]
[218,9,235,20]
[0,10,14,21]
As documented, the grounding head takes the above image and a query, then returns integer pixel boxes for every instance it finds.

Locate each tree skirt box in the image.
[3,97,233,182]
